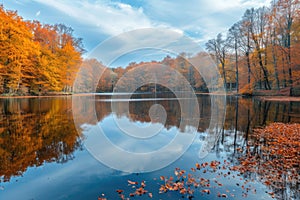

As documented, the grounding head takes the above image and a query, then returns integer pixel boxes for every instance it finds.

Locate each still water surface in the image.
[0,94,299,200]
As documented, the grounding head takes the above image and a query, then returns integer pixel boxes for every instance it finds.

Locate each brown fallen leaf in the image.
[195,163,201,170]
[116,189,123,194]
[221,194,228,198]
[179,188,187,194]
[201,189,210,194]
[135,187,147,196]
[128,180,138,185]
[159,185,167,193]
[129,193,135,197]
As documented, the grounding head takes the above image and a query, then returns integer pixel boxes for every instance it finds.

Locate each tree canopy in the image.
[0,5,84,95]
[206,0,300,95]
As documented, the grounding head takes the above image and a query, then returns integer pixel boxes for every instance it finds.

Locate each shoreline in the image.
[1,92,300,101]
[257,96,300,102]
[0,95,73,99]
[0,93,72,99]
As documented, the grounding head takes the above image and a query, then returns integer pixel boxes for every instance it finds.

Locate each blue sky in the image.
[2,0,270,66]
[2,0,271,50]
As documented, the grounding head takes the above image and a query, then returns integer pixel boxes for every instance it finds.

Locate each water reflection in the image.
[218,97,300,200]
[92,93,213,132]
[0,95,299,199]
[73,93,205,172]
[0,97,82,182]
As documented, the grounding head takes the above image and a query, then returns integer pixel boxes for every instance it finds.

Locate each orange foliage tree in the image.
[0,6,84,95]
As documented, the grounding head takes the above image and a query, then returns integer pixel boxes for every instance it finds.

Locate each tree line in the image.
[75,54,208,93]
[1,1,300,96]
[206,0,300,95]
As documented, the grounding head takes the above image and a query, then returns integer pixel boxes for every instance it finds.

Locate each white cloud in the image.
[141,0,271,43]
[198,0,270,12]
[33,0,153,36]
[35,10,40,17]
[31,0,271,49]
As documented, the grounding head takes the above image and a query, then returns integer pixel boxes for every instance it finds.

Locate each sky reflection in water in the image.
[1,95,299,199]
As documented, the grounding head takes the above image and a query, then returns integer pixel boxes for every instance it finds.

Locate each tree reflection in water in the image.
[0,95,299,200]
[0,97,82,182]
[219,97,300,200]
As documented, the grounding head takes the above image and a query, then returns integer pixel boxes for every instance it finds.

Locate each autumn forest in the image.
[0,1,300,95]
[1,1,300,199]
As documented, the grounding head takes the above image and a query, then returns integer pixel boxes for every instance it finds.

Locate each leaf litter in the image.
[98,123,300,200]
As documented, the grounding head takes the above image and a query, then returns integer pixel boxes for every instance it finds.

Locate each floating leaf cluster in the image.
[232,123,300,199]
[98,160,258,199]
[98,123,300,200]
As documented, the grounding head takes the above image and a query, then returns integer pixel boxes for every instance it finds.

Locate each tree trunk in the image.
[221,62,227,92]
[256,45,271,90]
[235,38,239,93]
[246,52,251,88]
[281,51,287,87]
[287,16,293,90]
[271,29,280,90]
[272,48,280,90]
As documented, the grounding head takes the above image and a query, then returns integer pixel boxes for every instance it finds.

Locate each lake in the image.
[0,94,299,200]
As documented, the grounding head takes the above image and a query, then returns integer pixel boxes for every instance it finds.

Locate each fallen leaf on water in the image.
[180,188,187,194]
[231,123,300,197]
[221,194,228,198]
[141,181,146,188]
[264,180,271,186]
[129,193,135,197]
[135,187,147,196]
[174,170,179,176]
[201,189,210,194]
[179,170,186,176]
[116,189,123,194]
[268,192,275,198]
[159,185,167,193]
[195,163,201,170]
[128,180,138,185]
